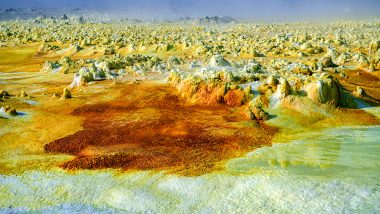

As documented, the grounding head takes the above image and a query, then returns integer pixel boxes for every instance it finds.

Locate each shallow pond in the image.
[1,106,379,213]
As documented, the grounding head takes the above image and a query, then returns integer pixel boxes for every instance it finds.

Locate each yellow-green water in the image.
[1,107,380,213]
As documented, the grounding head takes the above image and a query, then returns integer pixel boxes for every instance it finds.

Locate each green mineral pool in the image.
[1,106,379,213]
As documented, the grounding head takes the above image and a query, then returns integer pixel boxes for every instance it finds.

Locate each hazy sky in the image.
[1,0,379,20]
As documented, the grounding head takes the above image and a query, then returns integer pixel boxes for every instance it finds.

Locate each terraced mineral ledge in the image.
[0,14,380,213]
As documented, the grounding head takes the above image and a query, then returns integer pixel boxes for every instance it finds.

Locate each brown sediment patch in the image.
[339,70,380,104]
[45,82,277,176]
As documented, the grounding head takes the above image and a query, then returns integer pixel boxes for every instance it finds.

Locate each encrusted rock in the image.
[0,90,10,98]
[242,60,262,73]
[1,105,17,116]
[68,62,116,89]
[66,44,82,56]
[62,88,72,99]
[40,61,60,73]
[278,78,290,98]
[320,56,337,68]
[353,86,365,98]
[19,90,27,98]
[167,56,181,65]
[337,52,351,65]
[368,62,375,72]
[248,101,269,121]
[223,88,247,107]
[369,40,380,54]
[285,63,312,75]
[267,75,279,87]
[305,74,340,107]
[209,55,231,67]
